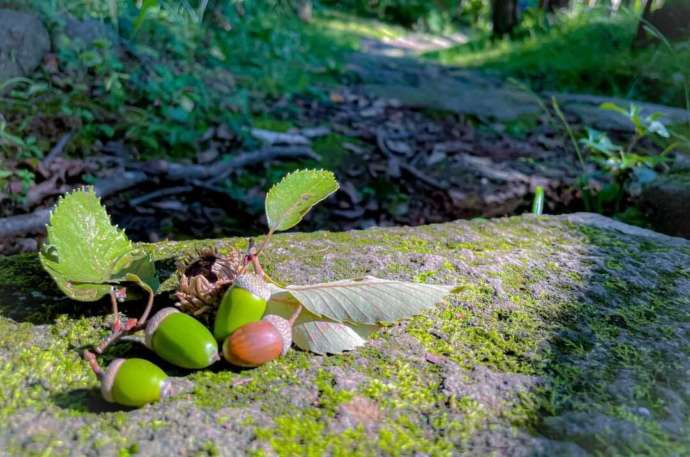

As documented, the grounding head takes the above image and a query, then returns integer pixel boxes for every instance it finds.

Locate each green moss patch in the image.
[0,215,689,455]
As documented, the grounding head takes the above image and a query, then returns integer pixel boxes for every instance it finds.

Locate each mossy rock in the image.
[1,213,689,456]
[640,172,690,238]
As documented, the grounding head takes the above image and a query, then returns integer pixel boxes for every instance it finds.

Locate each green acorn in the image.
[145,308,219,369]
[101,358,170,407]
[214,274,271,341]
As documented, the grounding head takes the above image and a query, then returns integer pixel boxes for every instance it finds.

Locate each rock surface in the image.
[0,9,51,82]
[640,172,690,238]
[52,14,119,49]
[348,49,690,130]
[0,213,689,456]
[348,52,541,121]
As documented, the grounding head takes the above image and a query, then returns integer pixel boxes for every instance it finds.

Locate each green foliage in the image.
[577,103,672,213]
[426,8,690,107]
[265,169,339,233]
[321,0,471,33]
[0,118,42,160]
[39,188,158,301]
[2,0,360,162]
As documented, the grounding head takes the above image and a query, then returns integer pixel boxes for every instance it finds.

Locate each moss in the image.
[0,215,689,455]
[0,316,99,420]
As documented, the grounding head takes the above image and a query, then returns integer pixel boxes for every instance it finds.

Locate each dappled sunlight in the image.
[1,0,689,454]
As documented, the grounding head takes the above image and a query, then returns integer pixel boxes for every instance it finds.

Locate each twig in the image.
[0,171,148,238]
[300,126,331,139]
[136,288,155,328]
[400,162,449,190]
[83,350,103,378]
[110,289,121,332]
[376,128,449,190]
[42,131,74,168]
[205,146,320,185]
[251,128,310,146]
[0,147,319,238]
[253,232,274,260]
[0,208,51,238]
[130,185,193,206]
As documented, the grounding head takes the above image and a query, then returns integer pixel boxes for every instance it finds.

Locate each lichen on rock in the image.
[0,213,689,456]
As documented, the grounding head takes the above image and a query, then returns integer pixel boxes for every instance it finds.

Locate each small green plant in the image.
[577,103,672,213]
[40,169,456,407]
[0,119,42,159]
[531,186,544,215]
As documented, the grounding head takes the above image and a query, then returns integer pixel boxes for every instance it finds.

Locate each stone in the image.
[639,172,690,238]
[0,9,51,82]
[347,49,690,130]
[550,93,690,132]
[54,15,118,49]
[0,213,689,455]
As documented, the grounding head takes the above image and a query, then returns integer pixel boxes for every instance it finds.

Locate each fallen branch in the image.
[142,145,319,182]
[0,171,147,238]
[0,146,319,238]
[376,128,449,190]
[251,128,310,146]
[130,185,194,207]
[41,131,75,169]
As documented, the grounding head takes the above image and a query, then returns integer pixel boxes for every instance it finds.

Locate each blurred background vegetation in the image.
[1,0,688,249]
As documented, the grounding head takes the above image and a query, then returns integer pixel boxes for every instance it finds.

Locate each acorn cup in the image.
[175,246,242,317]
[222,309,299,368]
[214,273,271,341]
[101,358,170,407]
[145,308,219,369]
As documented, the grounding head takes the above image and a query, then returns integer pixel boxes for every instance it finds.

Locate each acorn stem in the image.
[88,285,156,377]
[136,288,155,327]
[109,290,121,332]
[288,304,303,326]
[239,239,277,285]
[250,252,266,278]
[238,239,257,276]
[254,230,274,260]
[83,349,104,378]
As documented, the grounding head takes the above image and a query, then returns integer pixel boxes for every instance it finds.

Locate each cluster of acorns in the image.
[100,249,294,408]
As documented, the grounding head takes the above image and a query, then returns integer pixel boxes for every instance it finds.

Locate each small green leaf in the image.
[599,102,627,115]
[265,169,339,232]
[39,187,158,301]
[580,128,620,156]
[111,249,160,293]
[532,186,544,215]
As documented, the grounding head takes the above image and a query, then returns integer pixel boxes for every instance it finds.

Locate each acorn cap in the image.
[100,358,125,403]
[263,314,292,356]
[174,246,242,316]
[145,307,180,349]
[233,274,271,302]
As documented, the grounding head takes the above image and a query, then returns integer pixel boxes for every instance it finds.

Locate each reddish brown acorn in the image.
[222,311,298,368]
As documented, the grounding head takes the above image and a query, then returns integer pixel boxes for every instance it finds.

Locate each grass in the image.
[424,7,690,108]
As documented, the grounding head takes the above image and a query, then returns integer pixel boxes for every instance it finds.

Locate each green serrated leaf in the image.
[111,249,159,292]
[266,297,377,354]
[39,187,157,301]
[269,276,455,325]
[265,169,339,232]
